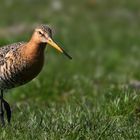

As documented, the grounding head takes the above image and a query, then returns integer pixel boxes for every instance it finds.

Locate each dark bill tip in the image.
[62,49,72,60]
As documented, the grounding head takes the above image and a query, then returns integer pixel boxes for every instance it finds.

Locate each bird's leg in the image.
[0,90,5,126]
[0,90,11,126]
[3,97,11,124]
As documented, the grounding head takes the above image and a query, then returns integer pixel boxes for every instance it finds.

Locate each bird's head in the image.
[32,24,72,59]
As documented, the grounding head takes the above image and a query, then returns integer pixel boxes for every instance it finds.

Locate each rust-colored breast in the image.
[22,46,44,82]
[21,55,44,83]
[18,42,46,84]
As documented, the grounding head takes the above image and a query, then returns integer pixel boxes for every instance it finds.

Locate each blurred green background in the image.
[1,0,140,139]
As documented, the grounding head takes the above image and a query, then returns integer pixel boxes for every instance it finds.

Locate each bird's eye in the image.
[38,31,43,35]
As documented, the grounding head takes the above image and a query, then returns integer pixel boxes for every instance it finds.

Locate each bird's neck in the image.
[24,40,46,59]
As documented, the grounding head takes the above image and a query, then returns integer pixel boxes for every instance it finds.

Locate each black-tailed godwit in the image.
[0,24,72,126]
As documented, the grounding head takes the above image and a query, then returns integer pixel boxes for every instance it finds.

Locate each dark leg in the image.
[0,90,5,126]
[3,97,11,124]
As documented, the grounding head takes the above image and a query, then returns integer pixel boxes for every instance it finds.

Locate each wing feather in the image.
[0,42,26,66]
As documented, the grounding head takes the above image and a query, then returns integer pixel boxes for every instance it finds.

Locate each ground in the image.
[0,0,140,139]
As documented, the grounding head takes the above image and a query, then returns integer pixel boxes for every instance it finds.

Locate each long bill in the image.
[46,37,72,60]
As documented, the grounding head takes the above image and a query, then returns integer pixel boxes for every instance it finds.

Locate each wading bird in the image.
[0,24,72,126]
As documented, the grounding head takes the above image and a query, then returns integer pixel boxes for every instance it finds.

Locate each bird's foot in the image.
[0,97,11,126]
[2,99,11,124]
[0,104,5,127]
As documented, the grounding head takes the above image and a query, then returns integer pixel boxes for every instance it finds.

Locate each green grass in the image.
[1,0,140,139]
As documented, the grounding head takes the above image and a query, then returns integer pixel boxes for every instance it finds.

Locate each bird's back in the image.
[0,42,27,89]
[0,41,45,90]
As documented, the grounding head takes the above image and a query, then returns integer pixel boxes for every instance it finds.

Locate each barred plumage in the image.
[0,42,25,89]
